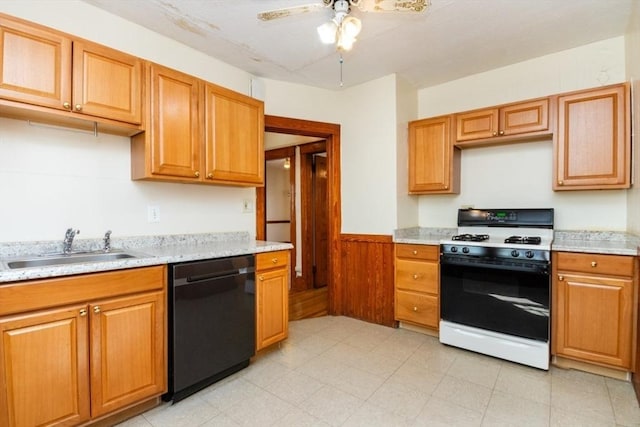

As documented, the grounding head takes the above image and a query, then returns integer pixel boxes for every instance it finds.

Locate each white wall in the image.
[0,1,260,242]
[417,37,628,231]
[625,4,640,235]
[339,75,399,234]
[395,76,419,229]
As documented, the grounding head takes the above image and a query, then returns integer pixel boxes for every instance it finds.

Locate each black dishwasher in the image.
[164,255,255,402]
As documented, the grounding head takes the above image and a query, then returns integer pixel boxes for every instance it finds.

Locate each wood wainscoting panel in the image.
[340,234,395,327]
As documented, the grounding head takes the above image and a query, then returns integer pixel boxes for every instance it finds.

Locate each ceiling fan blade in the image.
[354,0,430,13]
[258,3,327,21]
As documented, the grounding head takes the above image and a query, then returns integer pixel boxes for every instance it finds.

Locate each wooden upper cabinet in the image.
[72,40,142,124]
[0,14,143,132]
[0,15,71,110]
[132,64,265,187]
[204,83,264,185]
[456,98,550,146]
[148,63,201,180]
[554,83,630,190]
[408,115,460,194]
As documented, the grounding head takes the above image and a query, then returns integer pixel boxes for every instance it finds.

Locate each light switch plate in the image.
[147,206,160,223]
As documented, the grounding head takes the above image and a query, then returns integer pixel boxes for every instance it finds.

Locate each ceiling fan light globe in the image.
[342,16,361,38]
[317,21,338,44]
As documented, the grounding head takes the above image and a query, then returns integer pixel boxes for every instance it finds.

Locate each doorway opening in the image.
[258,116,342,321]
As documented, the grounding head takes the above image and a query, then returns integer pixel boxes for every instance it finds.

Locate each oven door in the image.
[440,254,550,342]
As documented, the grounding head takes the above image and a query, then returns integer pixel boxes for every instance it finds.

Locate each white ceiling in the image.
[82,0,635,90]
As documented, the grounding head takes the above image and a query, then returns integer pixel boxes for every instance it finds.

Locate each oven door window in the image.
[440,262,549,341]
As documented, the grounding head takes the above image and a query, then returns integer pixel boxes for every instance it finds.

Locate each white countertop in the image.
[0,232,293,283]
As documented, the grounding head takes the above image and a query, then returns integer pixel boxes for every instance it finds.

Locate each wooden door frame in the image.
[258,115,342,316]
[260,146,297,288]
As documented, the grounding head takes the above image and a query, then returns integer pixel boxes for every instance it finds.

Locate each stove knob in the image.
[525,251,535,258]
[450,247,458,253]
[462,247,470,254]
[511,250,520,257]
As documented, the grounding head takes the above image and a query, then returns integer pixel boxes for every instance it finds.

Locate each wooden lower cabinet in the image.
[552,252,637,371]
[394,244,440,330]
[256,251,289,351]
[0,266,166,427]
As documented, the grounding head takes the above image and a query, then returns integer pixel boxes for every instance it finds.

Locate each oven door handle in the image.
[440,256,549,275]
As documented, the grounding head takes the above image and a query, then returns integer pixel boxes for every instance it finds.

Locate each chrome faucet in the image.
[103,230,112,252]
[63,228,80,254]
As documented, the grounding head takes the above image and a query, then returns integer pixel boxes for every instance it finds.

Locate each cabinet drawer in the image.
[396,290,438,329]
[256,250,289,270]
[555,252,634,277]
[396,259,438,294]
[396,244,439,261]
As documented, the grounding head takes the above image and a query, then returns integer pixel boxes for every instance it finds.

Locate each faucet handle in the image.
[103,230,112,252]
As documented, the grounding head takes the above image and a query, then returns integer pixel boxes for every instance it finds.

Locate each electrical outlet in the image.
[242,199,254,213]
[147,206,160,223]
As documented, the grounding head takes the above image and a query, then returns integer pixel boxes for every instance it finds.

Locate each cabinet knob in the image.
[591,261,597,267]
[79,308,87,316]
[558,180,564,185]
[272,258,278,264]
[194,171,200,177]
[413,274,419,280]
[93,306,101,314]
[413,306,418,312]
[444,185,448,190]
[412,250,418,255]
[74,104,82,111]
[259,276,264,281]
[498,130,505,136]
[63,102,71,109]
[492,131,497,136]
[558,275,564,281]
[207,173,213,179]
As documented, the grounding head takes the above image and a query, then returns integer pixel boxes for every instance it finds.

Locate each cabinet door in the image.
[256,267,288,351]
[89,291,165,418]
[455,107,498,141]
[149,64,201,179]
[72,40,142,124]
[408,115,459,194]
[500,98,548,136]
[0,16,71,110]
[0,305,90,427]
[555,84,630,190]
[204,83,264,185]
[554,273,633,369]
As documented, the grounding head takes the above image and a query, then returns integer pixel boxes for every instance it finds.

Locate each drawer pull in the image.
[591,261,597,267]
[413,306,418,312]
[558,275,564,281]
[412,250,418,255]
[413,274,419,280]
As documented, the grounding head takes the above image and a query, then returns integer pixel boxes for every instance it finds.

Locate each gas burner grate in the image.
[504,236,542,245]
[452,234,490,242]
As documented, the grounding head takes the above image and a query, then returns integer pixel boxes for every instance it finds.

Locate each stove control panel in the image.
[441,244,550,262]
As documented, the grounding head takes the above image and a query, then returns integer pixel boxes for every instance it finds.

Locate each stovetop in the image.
[440,209,554,262]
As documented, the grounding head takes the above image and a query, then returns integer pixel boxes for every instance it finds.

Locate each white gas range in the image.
[439,208,554,370]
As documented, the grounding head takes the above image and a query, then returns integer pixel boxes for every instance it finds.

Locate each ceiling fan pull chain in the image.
[339,54,344,87]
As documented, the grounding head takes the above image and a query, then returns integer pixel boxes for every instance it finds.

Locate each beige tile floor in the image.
[119,316,640,426]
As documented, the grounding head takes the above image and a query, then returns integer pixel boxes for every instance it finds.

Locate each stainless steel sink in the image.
[3,251,142,269]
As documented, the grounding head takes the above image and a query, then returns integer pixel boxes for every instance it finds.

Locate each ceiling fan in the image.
[258,0,429,51]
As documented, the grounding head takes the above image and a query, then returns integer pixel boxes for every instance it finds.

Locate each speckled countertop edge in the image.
[0,232,293,283]
[393,227,640,256]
